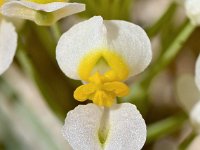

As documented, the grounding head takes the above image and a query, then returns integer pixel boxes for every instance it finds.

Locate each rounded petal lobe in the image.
[1,1,85,26]
[104,20,152,77]
[185,0,200,25]
[62,103,146,150]
[62,104,102,150]
[104,103,146,150]
[176,75,200,113]
[56,16,107,80]
[195,54,200,91]
[0,20,17,75]
[190,101,200,133]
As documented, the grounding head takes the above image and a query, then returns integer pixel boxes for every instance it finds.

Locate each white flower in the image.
[0,19,18,75]
[57,16,151,149]
[185,0,200,25]
[1,0,85,26]
[56,16,152,107]
[62,103,146,150]
[177,54,200,132]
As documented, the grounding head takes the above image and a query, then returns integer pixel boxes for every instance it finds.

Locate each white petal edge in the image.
[56,16,151,80]
[0,19,17,75]
[56,16,107,80]
[185,0,200,25]
[190,101,200,133]
[104,20,152,77]
[62,103,146,150]
[176,74,200,113]
[195,54,200,91]
[104,103,147,150]
[62,104,103,150]
[1,1,85,25]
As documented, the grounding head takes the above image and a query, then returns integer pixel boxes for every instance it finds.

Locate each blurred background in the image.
[1,0,200,149]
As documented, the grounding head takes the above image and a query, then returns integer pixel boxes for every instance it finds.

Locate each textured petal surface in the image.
[56,16,151,80]
[104,20,152,77]
[195,54,200,91]
[185,0,200,25]
[1,1,85,25]
[62,103,146,150]
[190,101,200,133]
[0,19,17,75]
[176,75,200,113]
[62,104,103,150]
[104,103,146,150]
[56,16,107,79]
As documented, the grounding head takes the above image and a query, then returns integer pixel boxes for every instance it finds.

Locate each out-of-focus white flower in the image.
[177,54,200,149]
[57,16,152,149]
[0,8,18,75]
[177,55,200,130]
[63,103,146,150]
[185,0,200,25]
[1,0,85,26]
[56,16,152,107]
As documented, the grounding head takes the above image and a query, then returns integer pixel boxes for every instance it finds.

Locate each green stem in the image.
[100,0,110,19]
[147,113,187,144]
[31,22,56,58]
[121,0,134,20]
[179,131,196,150]
[51,22,62,42]
[87,0,100,14]
[111,0,120,19]
[146,2,178,38]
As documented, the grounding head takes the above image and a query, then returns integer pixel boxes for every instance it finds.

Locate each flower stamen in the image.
[74,72,129,107]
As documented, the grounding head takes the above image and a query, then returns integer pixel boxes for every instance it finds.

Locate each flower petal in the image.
[0,19,17,75]
[190,101,200,132]
[176,75,200,113]
[104,20,152,77]
[62,103,146,150]
[104,103,146,150]
[185,0,200,25]
[1,1,85,25]
[56,16,151,80]
[56,16,107,80]
[62,104,103,150]
[195,54,200,91]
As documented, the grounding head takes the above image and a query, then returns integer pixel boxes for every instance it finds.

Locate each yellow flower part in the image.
[56,16,152,107]
[78,49,129,81]
[74,72,129,107]
[0,0,4,6]
[26,0,66,4]
[73,49,130,107]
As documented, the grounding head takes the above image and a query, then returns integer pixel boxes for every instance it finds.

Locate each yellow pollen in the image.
[25,0,66,4]
[74,72,129,107]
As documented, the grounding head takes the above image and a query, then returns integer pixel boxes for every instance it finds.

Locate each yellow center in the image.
[74,49,130,107]
[25,0,66,4]
[0,0,4,6]
[74,72,129,107]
